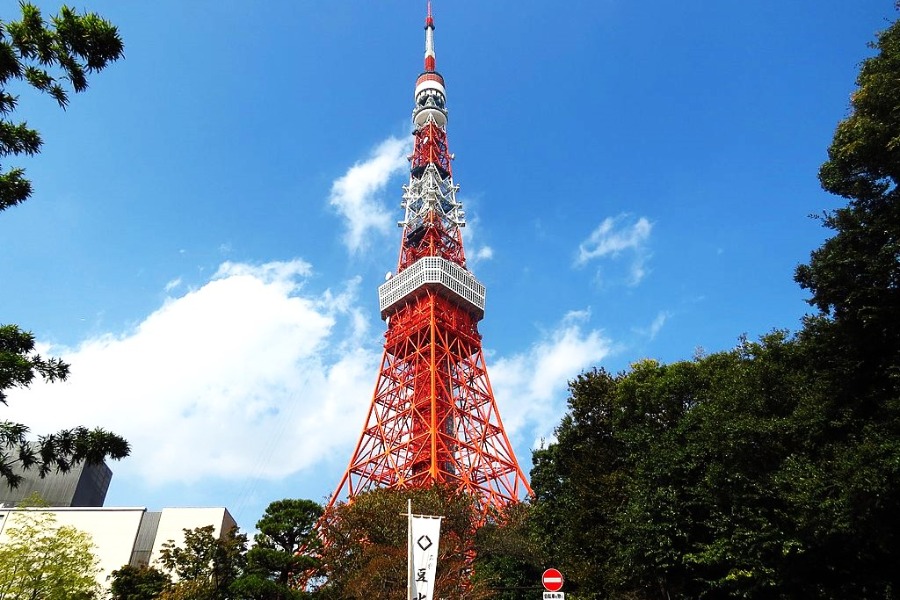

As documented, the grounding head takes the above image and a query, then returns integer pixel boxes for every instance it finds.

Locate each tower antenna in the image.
[424,0,436,72]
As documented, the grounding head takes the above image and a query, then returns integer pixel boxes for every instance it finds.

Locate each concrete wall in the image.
[0,461,112,508]
[0,506,145,586]
[46,507,147,583]
[0,506,237,591]
[148,507,237,570]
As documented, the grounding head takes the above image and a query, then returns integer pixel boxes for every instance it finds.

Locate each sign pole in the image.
[407,499,413,600]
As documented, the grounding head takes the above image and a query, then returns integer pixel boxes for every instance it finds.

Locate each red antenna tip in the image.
[426,1,434,27]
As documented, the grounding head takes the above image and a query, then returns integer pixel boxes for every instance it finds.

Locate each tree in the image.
[108,565,170,600]
[529,334,843,599]
[157,525,247,600]
[0,494,100,599]
[1,325,131,488]
[471,502,545,600]
[1,2,124,211]
[615,340,829,599]
[794,3,900,400]
[1,4,130,488]
[529,368,629,599]
[317,486,487,600]
[231,499,322,600]
[530,335,898,598]
[526,10,900,599]
[790,7,900,596]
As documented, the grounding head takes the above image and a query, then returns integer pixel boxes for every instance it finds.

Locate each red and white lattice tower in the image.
[328,2,532,514]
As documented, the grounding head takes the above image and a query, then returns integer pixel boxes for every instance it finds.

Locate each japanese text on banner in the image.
[410,516,441,600]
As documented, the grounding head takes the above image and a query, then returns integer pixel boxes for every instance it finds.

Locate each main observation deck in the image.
[378,256,485,321]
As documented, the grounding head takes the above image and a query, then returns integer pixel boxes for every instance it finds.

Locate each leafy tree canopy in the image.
[231,498,322,600]
[109,499,325,600]
[0,3,129,489]
[317,486,485,600]
[157,525,247,600]
[108,565,170,600]
[471,502,546,600]
[0,493,100,599]
[790,7,900,597]
[1,324,130,488]
[1,1,123,212]
[796,4,900,366]
[531,327,897,598]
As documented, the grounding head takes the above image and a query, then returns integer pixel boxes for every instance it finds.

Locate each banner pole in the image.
[407,498,413,600]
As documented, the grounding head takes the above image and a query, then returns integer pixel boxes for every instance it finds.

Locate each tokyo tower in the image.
[329,2,532,514]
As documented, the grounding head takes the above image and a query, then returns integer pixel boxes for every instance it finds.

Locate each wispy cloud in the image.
[575,214,653,285]
[490,310,611,446]
[460,211,493,266]
[329,136,410,254]
[635,310,670,341]
[474,246,494,261]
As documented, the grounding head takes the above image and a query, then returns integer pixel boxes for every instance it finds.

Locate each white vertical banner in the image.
[409,514,442,600]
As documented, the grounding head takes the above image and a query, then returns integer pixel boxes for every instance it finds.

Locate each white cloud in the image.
[4,260,380,486]
[6,261,612,489]
[329,136,410,254]
[489,310,611,446]
[5,260,614,502]
[575,214,653,285]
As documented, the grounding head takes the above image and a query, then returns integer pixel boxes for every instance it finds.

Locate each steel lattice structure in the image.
[329,2,531,516]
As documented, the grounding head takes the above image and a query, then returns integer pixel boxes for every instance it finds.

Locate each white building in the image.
[0,505,237,589]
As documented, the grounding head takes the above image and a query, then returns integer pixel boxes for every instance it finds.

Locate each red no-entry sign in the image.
[542,568,564,592]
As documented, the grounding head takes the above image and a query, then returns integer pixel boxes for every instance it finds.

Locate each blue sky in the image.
[2,1,894,530]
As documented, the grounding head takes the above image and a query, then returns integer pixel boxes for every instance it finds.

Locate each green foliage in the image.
[530,328,899,598]
[0,324,68,404]
[530,368,627,599]
[789,10,900,598]
[0,4,129,490]
[231,498,322,600]
[0,2,123,212]
[1,419,131,489]
[108,500,324,600]
[108,565,170,600]
[157,525,247,600]
[472,502,545,600]
[0,497,100,599]
[318,486,486,600]
[1,323,130,488]
[618,338,820,598]
[816,13,900,206]
[524,9,900,600]
[795,5,900,406]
